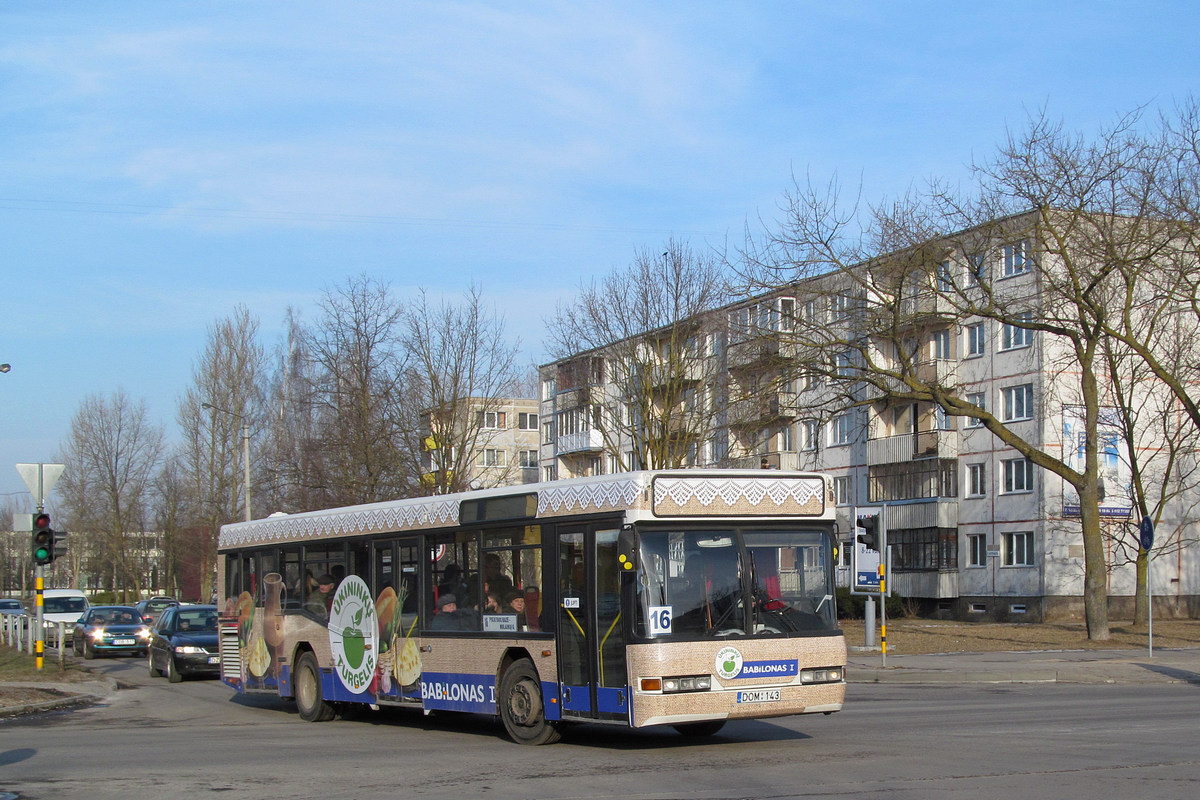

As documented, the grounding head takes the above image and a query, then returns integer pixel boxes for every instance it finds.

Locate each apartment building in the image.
[423,397,541,491]
[539,211,1200,621]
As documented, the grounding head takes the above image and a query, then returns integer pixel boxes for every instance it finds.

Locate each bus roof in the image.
[218,469,831,550]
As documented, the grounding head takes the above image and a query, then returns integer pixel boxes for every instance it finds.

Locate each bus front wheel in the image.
[673,720,726,737]
[295,651,336,722]
[499,659,561,745]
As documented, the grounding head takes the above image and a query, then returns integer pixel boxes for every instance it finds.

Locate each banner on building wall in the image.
[1061,405,1133,518]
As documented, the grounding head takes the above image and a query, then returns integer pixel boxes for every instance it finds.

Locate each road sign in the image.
[1139,516,1154,551]
[16,463,65,507]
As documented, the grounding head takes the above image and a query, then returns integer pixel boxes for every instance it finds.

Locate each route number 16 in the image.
[648,605,673,635]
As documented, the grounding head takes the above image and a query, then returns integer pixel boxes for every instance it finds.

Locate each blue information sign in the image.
[1139,516,1154,551]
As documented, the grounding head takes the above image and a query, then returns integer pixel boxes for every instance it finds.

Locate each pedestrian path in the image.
[847,646,1200,684]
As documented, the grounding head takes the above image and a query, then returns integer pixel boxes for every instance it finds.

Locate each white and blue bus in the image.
[218,470,845,744]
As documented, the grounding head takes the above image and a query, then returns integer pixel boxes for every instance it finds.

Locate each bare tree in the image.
[176,306,265,602]
[545,240,734,473]
[258,307,329,513]
[401,285,524,493]
[734,105,1200,639]
[301,274,410,505]
[56,390,164,601]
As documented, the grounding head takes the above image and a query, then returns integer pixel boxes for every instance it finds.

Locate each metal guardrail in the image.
[2,614,68,667]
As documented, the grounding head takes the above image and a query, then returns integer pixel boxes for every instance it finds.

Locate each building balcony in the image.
[867,429,960,465]
[727,337,796,370]
[728,391,796,427]
[555,429,605,455]
[728,451,805,471]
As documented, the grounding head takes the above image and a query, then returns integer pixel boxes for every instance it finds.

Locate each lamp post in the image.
[202,402,251,522]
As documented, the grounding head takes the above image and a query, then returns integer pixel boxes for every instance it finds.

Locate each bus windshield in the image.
[634,529,836,639]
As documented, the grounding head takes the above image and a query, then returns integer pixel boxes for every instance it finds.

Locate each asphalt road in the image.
[3,655,1199,799]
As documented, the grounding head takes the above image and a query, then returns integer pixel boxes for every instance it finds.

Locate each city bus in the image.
[217,469,845,744]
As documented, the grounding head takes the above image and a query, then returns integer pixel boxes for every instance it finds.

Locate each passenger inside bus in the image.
[430,593,477,631]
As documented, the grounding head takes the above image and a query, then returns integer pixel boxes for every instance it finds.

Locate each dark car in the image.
[147,605,221,682]
[0,598,24,616]
[134,596,180,625]
[72,605,151,659]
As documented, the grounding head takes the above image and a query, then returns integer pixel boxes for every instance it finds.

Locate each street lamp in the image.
[201,402,251,522]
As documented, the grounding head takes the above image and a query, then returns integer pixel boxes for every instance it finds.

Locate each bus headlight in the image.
[800,668,843,684]
[641,674,712,693]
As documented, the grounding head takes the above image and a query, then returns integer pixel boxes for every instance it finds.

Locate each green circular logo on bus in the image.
[715,646,743,680]
[328,576,378,694]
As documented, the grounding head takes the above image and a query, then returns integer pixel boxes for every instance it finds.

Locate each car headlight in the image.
[90,628,106,640]
[175,645,206,654]
[138,628,152,639]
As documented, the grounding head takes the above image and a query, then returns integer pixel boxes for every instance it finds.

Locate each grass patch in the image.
[0,644,93,683]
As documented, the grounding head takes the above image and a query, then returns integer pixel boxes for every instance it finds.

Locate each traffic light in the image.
[856,514,878,550]
[33,513,54,565]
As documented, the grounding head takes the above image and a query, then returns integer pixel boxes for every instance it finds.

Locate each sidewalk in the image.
[847,646,1200,685]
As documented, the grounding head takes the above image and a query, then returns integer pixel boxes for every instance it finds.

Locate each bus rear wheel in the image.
[295,651,336,722]
[499,659,561,745]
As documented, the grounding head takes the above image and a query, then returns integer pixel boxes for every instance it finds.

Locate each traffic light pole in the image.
[34,502,45,671]
[35,563,45,670]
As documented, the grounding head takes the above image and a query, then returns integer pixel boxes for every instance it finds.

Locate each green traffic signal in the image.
[32,513,54,565]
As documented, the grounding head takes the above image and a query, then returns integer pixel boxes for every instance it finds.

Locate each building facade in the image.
[539,212,1200,621]
[423,397,541,491]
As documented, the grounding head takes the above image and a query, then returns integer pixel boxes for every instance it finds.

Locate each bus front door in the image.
[556,527,628,722]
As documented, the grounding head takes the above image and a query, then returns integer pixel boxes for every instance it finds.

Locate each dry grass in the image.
[0,644,98,710]
[838,618,1200,654]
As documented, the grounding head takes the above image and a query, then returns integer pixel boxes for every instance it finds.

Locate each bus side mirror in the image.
[617,527,637,573]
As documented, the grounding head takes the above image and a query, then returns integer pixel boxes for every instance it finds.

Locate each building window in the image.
[1001,311,1034,350]
[1001,384,1034,421]
[518,450,538,468]
[968,533,987,567]
[800,420,819,451]
[965,391,986,427]
[829,413,853,446]
[779,424,793,452]
[1002,531,1034,566]
[542,465,556,482]
[932,329,952,360]
[801,299,819,324]
[967,463,986,497]
[890,527,958,572]
[968,252,986,285]
[934,406,953,430]
[833,476,851,505]
[1002,239,1032,277]
[518,412,538,430]
[1002,457,1034,493]
[477,411,507,429]
[541,420,555,444]
[936,260,953,292]
[541,379,556,400]
[966,323,985,357]
[478,448,507,467]
[830,294,852,321]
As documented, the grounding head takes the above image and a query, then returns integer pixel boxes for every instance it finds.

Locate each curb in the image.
[0,676,119,718]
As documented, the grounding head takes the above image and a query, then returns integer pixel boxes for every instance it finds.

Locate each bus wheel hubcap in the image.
[510,679,541,725]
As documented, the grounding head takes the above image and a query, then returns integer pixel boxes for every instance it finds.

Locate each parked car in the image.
[134,596,180,625]
[40,589,90,643]
[72,605,150,659]
[0,598,24,615]
[147,604,221,682]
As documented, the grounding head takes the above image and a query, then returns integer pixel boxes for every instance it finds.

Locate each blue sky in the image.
[2,1,1198,507]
